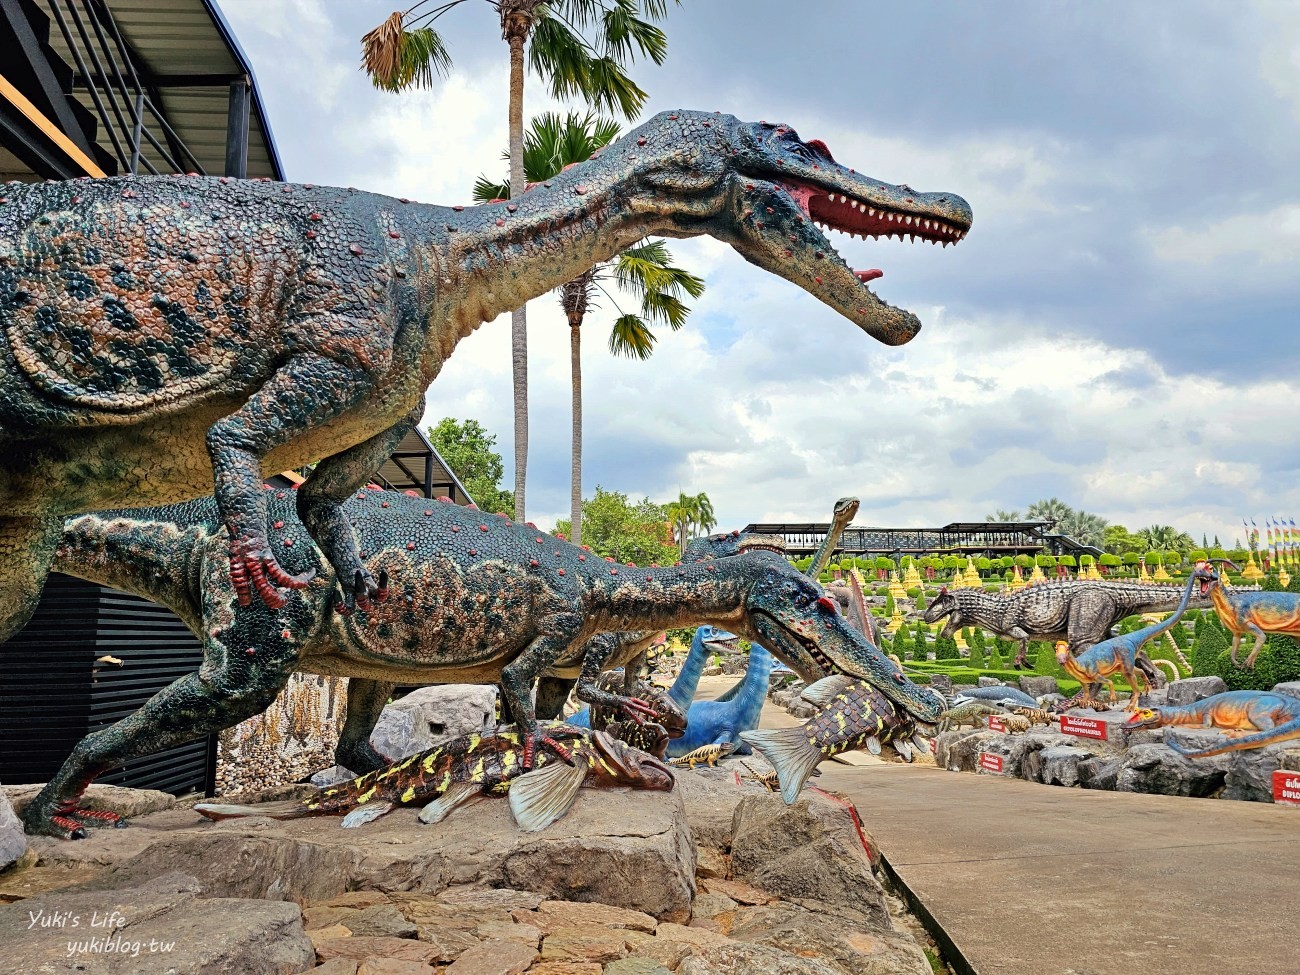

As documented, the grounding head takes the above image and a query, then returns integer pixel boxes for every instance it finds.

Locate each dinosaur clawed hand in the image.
[521,730,576,770]
[617,697,662,725]
[229,538,315,608]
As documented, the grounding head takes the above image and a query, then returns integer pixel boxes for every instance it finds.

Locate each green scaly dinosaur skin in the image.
[30,489,945,837]
[0,110,971,645]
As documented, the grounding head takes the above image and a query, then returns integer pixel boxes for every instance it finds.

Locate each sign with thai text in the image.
[978,752,1005,773]
[1273,770,1300,806]
[1059,714,1109,741]
[987,714,1008,733]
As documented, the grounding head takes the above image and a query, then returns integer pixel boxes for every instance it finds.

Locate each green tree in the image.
[1058,508,1109,547]
[884,591,896,616]
[1104,524,1146,555]
[475,112,703,545]
[934,633,960,660]
[966,637,986,668]
[555,485,676,565]
[985,509,1022,521]
[1033,641,1062,676]
[1192,623,1228,676]
[663,491,717,555]
[1025,497,1072,527]
[363,0,680,521]
[1138,524,1195,551]
[426,417,515,515]
[987,646,1006,670]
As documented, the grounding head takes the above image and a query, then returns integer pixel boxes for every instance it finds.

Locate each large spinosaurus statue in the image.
[1056,567,1208,709]
[0,111,972,644]
[1199,560,1300,668]
[31,489,945,837]
[922,580,1211,668]
[1126,691,1300,758]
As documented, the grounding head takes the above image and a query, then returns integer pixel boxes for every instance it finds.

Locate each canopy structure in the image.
[1,0,281,182]
[741,520,1104,560]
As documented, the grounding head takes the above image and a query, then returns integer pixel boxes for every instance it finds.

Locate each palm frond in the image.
[361,13,454,91]
[608,314,657,360]
[472,175,511,203]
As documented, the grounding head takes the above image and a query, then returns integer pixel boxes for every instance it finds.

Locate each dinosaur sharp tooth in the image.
[942,240,949,247]
[903,215,913,225]
[867,207,876,217]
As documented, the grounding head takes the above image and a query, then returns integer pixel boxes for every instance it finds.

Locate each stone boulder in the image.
[1272,681,1300,700]
[977,676,1001,688]
[6,782,175,820]
[83,787,696,921]
[0,781,26,871]
[1115,743,1230,798]
[727,901,930,975]
[935,729,998,772]
[370,685,498,761]
[1076,756,1124,791]
[1165,676,1228,707]
[0,871,314,974]
[927,674,953,694]
[1017,675,1059,699]
[728,792,888,930]
[1022,745,1095,787]
[673,769,754,856]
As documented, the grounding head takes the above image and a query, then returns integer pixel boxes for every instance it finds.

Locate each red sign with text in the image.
[987,714,1008,733]
[978,752,1005,773]
[1273,770,1300,806]
[1059,714,1109,741]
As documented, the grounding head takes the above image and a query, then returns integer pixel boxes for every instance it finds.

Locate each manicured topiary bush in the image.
[934,633,960,660]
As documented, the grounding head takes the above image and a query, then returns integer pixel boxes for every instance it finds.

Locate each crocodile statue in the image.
[30,489,945,837]
[1125,691,1300,757]
[922,580,1211,668]
[0,112,972,646]
[1056,568,1207,709]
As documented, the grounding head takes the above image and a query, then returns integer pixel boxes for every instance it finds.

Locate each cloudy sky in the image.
[221,0,1300,544]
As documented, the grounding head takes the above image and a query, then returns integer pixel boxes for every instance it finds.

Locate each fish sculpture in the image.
[195,724,674,833]
[740,675,938,804]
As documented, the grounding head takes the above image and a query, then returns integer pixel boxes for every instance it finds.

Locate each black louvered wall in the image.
[0,574,216,796]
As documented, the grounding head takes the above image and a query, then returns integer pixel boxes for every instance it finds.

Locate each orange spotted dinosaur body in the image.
[1125,691,1300,758]
[1203,562,1300,668]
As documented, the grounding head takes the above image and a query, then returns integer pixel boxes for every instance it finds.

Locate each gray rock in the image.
[977,676,1001,687]
[678,941,843,975]
[1116,744,1230,798]
[729,792,889,929]
[927,674,953,694]
[727,901,930,975]
[1280,750,1300,771]
[675,769,752,855]
[1272,681,1300,700]
[0,781,27,870]
[935,729,999,773]
[98,787,696,921]
[310,765,359,788]
[370,685,498,761]
[1025,745,1095,787]
[1017,675,1059,698]
[1223,744,1293,803]
[0,871,314,974]
[1077,756,1124,790]
[1166,676,1228,707]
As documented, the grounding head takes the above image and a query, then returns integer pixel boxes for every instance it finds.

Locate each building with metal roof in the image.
[740,519,1104,560]
[1,0,281,181]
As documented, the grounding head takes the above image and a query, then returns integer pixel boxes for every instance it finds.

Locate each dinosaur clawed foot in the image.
[229,538,315,608]
[618,697,661,725]
[31,803,127,840]
[335,569,389,615]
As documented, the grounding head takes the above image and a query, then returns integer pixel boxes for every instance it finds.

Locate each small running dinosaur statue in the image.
[30,489,944,837]
[0,112,972,646]
[1199,560,1300,668]
[1125,691,1300,758]
[922,579,1211,668]
[1056,566,1209,710]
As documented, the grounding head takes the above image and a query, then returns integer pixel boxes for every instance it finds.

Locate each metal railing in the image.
[43,0,205,175]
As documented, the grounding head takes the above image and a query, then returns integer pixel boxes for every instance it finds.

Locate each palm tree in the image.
[362,0,677,520]
[1058,509,1109,548]
[691,491,716,539]
[1138,525,1195,552]
[665,491,697,556]
[476,112,703,545]
[985,509,1022,522]
[1025,497,1072,529]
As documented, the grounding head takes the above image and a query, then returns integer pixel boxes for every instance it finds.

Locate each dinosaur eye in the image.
[787,142,813,159]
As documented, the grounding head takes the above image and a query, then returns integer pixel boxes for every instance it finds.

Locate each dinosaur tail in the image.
[193,800,312,821]
[738,727,823,805]
[1168,718,1300,758]
[1148,659,1181,682]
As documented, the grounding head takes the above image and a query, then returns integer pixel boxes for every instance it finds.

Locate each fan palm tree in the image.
[1025,497,1072,528]
[362,0,678,520]
[985,509,1022,522]
[476,112,703,545]
[1058,509,1109,548]
[1138,525,1194,552]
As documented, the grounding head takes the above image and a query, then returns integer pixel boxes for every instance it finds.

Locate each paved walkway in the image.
[714,680,1296,975]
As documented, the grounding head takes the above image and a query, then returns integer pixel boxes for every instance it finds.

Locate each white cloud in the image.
[1145,203,1300,266]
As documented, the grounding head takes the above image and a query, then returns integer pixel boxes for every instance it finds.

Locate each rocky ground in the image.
[0,767,947,975]
[935,676,1300,801]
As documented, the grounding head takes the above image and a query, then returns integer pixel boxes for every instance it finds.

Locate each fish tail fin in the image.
[193,800,308,822]
[340,801,394,829]
[508,758,589,832]
[417,782,480,825]
[1169,719,1300,758]
[738,728,822,805]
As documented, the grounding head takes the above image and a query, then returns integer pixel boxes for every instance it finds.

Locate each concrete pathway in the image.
[720,672,1297,975]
